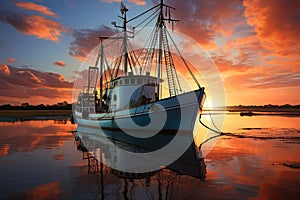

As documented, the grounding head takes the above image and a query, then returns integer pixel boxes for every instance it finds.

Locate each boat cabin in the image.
[104,74,162,111]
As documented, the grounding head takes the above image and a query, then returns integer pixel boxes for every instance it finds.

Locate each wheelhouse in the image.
[104,74,163,111]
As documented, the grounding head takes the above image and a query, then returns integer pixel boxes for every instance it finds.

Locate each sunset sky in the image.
[0,0,299,106]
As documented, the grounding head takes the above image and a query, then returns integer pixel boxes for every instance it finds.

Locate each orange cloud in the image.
[8,58,15,63]
[243,0,300,56]
[15,14,65,42]
[101,0,121,3]
[0,64,11,76]
[0,10,65,42]
[15,1,57,17]
[129,0,146,5]
[53,61,66,67]
[101,0,146,5]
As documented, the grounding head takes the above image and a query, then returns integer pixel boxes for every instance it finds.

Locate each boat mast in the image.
[111,2,129,75]
[157,0,164,100]
[99,37,107,110]
[121,2,128,75]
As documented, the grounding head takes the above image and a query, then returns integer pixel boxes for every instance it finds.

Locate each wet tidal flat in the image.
[0,113,299,199]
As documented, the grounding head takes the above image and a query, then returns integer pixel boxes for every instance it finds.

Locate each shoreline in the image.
[0,110,72,122]
[1,109,300,116]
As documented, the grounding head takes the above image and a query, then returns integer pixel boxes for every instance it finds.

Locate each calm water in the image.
[0,113,299,199]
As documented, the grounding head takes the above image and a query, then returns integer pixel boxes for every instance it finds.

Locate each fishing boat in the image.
[73,0,205,139]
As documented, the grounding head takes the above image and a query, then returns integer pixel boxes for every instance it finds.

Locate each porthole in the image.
[113,94,117,101]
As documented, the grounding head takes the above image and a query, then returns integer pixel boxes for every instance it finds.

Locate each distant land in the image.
[0,102,72,118]
[225,104,300,112]
[1,102,299,120]
[202,104,300,113]
[0,102,299,120]
[1,102,300,112]
[0,101,72,110]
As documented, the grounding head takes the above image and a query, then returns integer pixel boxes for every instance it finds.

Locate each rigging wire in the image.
[136,26,159,74]
[134,11,160,36]
[127,4,160,23]
[104,54,112,79]
[129,7,160,74]
[110,40,124,78]
[127,42,142,75]
[134,7,160,29]
[127,52,133,72]
[147,26,160,73]
[142,27,159,74]
[147,30,159,74]
[166,29,201,89]
[114,56,122,77]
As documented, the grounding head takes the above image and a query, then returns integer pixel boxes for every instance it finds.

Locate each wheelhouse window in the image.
[130,78,135,84]
[137,78,142,84]
[124,78,129,85]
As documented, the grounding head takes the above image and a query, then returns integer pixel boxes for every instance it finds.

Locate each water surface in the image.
[0,113,299,199]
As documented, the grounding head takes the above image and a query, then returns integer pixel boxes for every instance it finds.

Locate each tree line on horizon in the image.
[0,101,72,110]
[231,104,300,108]
[0,101,299,110]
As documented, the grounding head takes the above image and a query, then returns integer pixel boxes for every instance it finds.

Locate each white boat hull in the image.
[74,88,205,143]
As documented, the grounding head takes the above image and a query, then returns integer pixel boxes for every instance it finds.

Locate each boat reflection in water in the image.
[74,129,206,199]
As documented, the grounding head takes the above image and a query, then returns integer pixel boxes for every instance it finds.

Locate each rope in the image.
[197,103,229,149]
[198,111,300,149]
[97,111,111,120]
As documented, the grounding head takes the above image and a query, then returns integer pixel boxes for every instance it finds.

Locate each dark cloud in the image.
[69,25,115,61]
[0,64,73,102]
[166,0,244,45]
